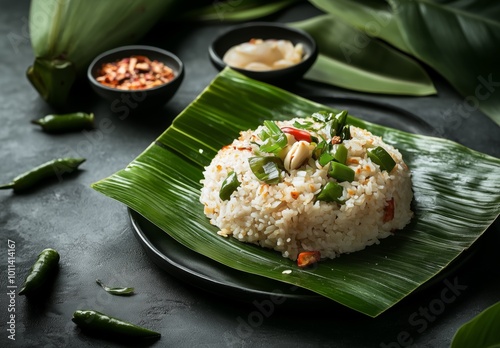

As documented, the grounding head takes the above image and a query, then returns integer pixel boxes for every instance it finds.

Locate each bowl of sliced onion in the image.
[209,22,318,86]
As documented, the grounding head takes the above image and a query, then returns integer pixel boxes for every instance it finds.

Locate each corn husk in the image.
[27,0,176,108]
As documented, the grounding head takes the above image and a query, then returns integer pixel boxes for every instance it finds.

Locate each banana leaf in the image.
[290,15,436,96]
[308,0,500,126]
[92,68,500,317]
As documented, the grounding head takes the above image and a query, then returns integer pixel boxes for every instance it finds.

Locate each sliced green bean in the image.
[333,144,348,164]
[329,162,355,182]
[317,182,344,203]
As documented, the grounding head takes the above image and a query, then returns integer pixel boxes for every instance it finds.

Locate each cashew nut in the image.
[278,133,297,160]
[284,141,314,171]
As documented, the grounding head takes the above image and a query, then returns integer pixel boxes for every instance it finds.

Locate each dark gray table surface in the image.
[1,1,499,347]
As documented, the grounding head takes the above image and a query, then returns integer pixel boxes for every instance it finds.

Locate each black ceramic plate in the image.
[128,98,475,309]
[129,209,330,309]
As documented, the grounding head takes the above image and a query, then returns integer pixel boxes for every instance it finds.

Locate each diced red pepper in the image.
[281,127,312,143]
[383,198,395,222]
[297,251,321,268]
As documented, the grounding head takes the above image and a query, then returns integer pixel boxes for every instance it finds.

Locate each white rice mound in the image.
[199,118,413,261]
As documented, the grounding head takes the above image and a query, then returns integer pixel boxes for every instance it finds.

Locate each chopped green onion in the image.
[317,182,344,203]
[259,120,288,154]
[341,124,351,140]
[311,110,349,139]
[219,171,240,200]
[311,110,331,123]
[368,146,396,172]
[329,162,355,182]
[334,110,348,131]
[312,139,330,160]
[248,156,283,184]
[293,120,314,129]
[333,144,348,164]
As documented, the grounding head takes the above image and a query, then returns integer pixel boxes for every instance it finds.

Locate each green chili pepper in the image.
[0,157,85,192]
[72,310,161,341]
[329,162,355,182]
[31,112,94,133]
[316,182,344,203]
[248,156,283,184]
[368,146,396,172]
[96,279,135,296]
[19,248,60,296]
[219,171,240,201]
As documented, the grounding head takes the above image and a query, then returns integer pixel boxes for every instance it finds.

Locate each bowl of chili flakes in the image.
[88,45,184,109]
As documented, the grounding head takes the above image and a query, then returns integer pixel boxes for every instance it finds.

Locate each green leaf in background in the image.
[308,0,410,53]
[309,0,500,126]
[290,15,436,96]
[388,0,500,126]
[181,0,299,22]
[451,301,500,348]
[92,68,500,317]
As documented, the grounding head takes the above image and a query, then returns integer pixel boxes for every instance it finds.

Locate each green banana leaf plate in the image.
[92,68,500,318]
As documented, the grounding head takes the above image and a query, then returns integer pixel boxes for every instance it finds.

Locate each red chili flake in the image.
[383,198,395,223]
[297,251,321,268]
[96,55,175,90]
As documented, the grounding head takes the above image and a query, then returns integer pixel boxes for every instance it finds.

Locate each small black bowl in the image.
[209,22,317,86]
[88,45,184,110]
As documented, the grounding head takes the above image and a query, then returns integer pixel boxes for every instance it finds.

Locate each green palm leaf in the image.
[92,68,500,317]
